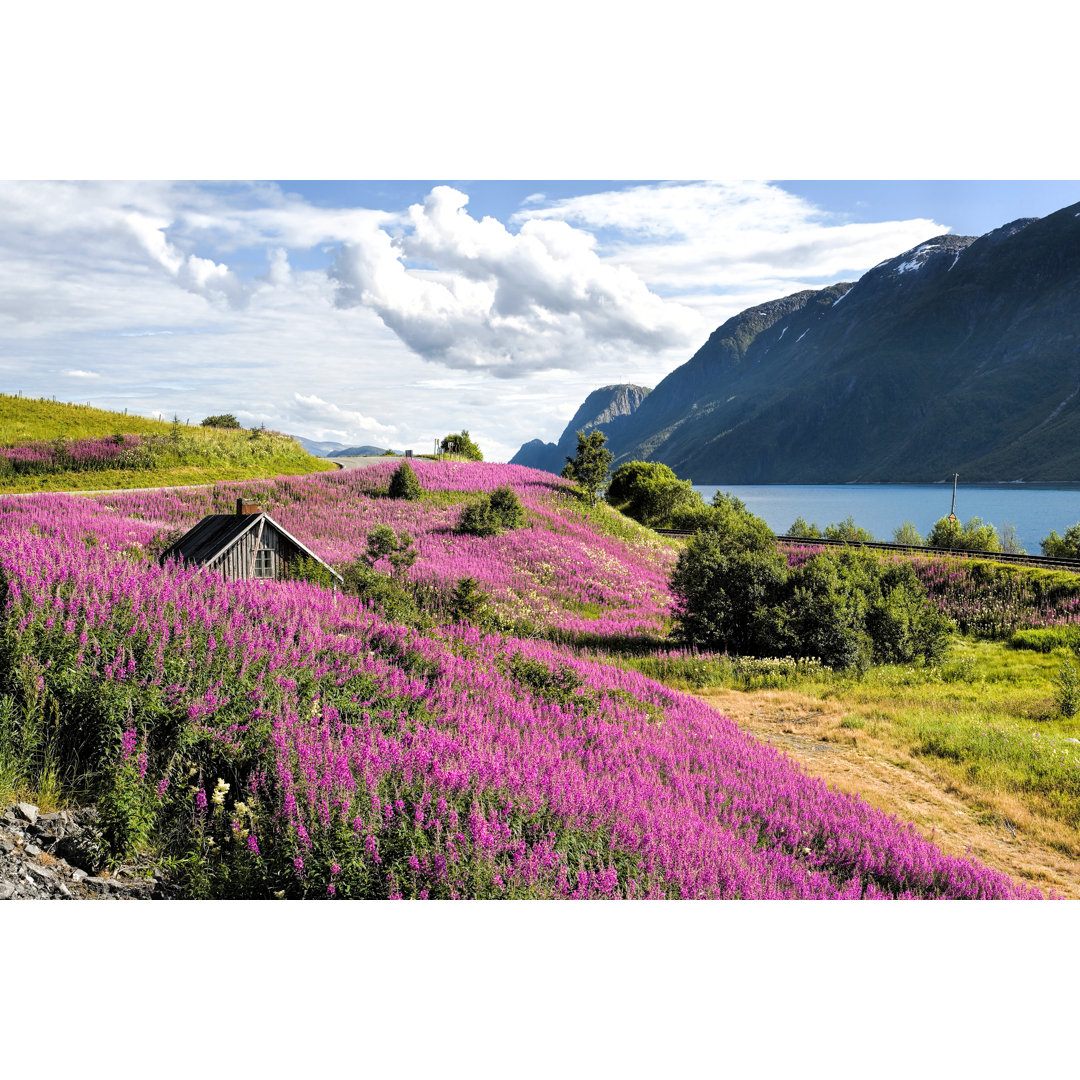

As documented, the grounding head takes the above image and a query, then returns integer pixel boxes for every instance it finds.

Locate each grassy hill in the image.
[0,462,1048,899]
[0,393,335,492]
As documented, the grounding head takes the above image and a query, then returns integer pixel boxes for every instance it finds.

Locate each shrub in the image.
[488,485,525,529]
[824,516,875,542]
[457,485,526,537]
[892,521,925,547]
[1041,523,1080,559]
[927,516,1001,552]
[607,461,698,528]
[670,505,787,656]
[201,414,241,429]
[440,430,483,461]
[671,521,951,669]
[449,577,490,625]
[1054,659,1080,718]
[787,516,823,539]
[287,556,337,589]
[388,461,423,500]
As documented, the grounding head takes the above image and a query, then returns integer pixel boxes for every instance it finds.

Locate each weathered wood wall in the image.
[208,522,300,582]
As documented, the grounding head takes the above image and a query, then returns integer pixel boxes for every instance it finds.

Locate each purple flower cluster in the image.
[0,473,1043,899]
[0,434,155,475]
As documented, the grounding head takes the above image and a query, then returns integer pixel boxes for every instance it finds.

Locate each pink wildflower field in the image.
[0,462,1044,898]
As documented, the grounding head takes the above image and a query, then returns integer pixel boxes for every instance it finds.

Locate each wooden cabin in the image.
[159,499,343,586]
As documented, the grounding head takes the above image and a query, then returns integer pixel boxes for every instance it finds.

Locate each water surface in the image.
[691,484,1080,553]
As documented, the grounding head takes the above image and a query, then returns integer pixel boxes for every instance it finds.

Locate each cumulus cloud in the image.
[65,369,99,378]
[124,211,247,307]
[329,186,704,376]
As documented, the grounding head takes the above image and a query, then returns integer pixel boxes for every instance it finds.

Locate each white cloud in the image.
[291,393,400,445]
[517,181,948,297]
[0,179,965,460]
[329,185,704,376]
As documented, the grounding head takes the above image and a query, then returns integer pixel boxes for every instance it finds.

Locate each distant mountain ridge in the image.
[514,199,1080,482]
[510,384,651,473]
[290,436,392,458]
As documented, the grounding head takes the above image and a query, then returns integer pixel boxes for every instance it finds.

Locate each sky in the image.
[2,179,1077,461]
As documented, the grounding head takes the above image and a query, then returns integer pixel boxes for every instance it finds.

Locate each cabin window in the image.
[253,548,275,578]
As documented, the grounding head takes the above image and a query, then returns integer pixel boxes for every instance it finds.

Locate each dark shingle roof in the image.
[158,511,343,583]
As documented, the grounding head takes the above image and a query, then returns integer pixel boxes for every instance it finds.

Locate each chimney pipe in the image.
[236,498,261,515]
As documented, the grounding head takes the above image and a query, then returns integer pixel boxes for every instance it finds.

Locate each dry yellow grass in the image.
[695,686,1080,899]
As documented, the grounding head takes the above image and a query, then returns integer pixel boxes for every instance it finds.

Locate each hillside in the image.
[515,199,1080,482]
[0,393,336,492]
[0,462,1043,899]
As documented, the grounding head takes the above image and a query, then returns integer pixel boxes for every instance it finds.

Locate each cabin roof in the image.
[159,510,343,582]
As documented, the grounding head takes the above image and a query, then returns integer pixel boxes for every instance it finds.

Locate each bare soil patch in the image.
[694,687,1080,899]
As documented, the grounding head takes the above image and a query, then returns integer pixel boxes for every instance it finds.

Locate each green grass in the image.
[0,393,336,492]
[630,634,1080,834]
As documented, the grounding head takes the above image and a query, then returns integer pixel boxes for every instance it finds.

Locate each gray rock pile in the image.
[0,802,177,900]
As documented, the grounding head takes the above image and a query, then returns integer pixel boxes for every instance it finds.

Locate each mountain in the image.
[289,437,392,457]
[290,436,348,456]
[510,384,651,473]
[333,445,392,457]
[518,200,1080,483]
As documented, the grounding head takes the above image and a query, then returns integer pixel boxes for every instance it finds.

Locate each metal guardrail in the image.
[653,529,1080,573]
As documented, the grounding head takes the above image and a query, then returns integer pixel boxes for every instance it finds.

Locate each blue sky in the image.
[1,179,1077,461]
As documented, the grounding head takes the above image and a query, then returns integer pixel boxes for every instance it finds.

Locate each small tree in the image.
[892,521,924,547]
[440,431,483,461]
[927,516,1001,552]
[1041,523,1080,559]
[201,414,241,429]
[787,516,823,539]
[824,515,874,542]
[388,461,423,500]
[562,429,613,505]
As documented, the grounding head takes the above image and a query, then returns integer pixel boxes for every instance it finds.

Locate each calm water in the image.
[691,484,1080,552]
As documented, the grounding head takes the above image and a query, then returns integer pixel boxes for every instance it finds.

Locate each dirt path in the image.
[693,687,1080,899]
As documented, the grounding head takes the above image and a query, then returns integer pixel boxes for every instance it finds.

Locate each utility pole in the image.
[949,473,959,522]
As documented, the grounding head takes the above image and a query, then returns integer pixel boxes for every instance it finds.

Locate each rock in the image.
[71,869,87,884]
[15,802,39,826]
[0,840,13,856]
[23,843,42,858]
[58,882,72,898]
[0,881,14,900]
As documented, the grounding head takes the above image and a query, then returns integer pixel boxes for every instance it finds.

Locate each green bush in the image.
[1054,659,1080,717]
[607,461,698,528]
[671,518,952,669]
[927,516,1001,552]
[1041,523,1080,559]
[201,414,241,429]
[388,461,423,500]
[457,485,526,537]
[824,516,875,542]
[892,521,925,547]
[440,430,483,461]
[286,556,337,589]
[787,516,823,539]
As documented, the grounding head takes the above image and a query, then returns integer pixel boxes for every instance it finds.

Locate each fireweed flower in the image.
[0,464,1051,901]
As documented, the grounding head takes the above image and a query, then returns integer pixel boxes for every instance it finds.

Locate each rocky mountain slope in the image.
[511,383,651,473]
[516,200,1080,482]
